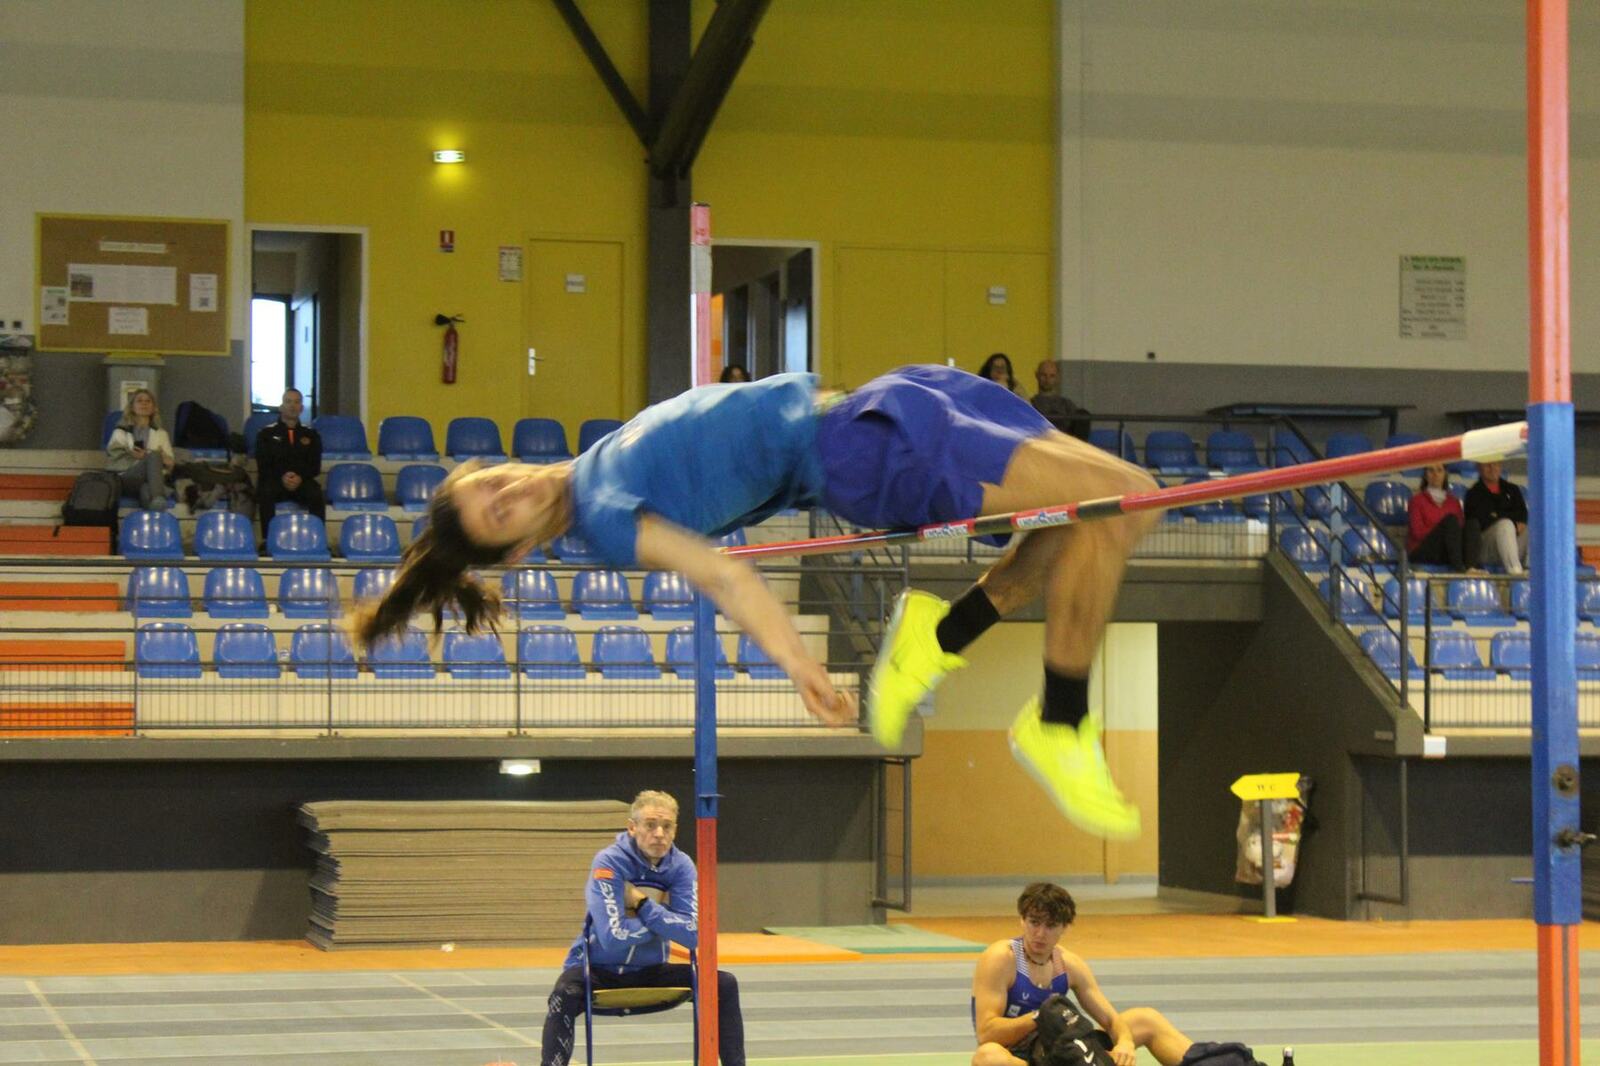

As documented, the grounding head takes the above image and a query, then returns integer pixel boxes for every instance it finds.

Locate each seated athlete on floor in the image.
[973,883,1193,1066]
[351,365,1158,838]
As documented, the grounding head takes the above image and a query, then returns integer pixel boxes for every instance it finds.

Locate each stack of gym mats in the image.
[301,799,628,950]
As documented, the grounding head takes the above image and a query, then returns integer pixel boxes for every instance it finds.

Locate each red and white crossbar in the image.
[724,421,1529,561]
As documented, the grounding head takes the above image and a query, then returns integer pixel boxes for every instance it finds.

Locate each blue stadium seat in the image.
[205,567,269,619]
[1180,478,1243,523]
[1279,527,1329,572]
[1579,633,1600,674]
[267,513,332,561]
[368,626,434,679]
[1510,580,1531,621]
[101,410,122,447]
[338,513,402,562]
[1447,578,1515,628]
[214,623,281,679]
[1358,628,1423,682]
[243,411,276,456]
[502,569,564,620]
[1318,571,1381,625]
[665,625,733,679]
[1142,431,1205,475]
[312,414,371,459]
[291,623,358,679]
[1490,630,1531,681]
[1381,576,1432,625]
[1324,432,1374,459]
[1302,485,1352,524]
[352,567,396,604]
[1269,432,1317,469]
[551,531,598,564]
[1447,482,1468,505]
[1087,428,1137,462]
[278,567,340,618]
[737,634,787,679]
[445,417,507,461]
[518,625,588,680]
[412,515,430,541]
[571,570,637,619]
[1363,481,1411,526]
[376,416,439,461]
[135,622,202,679]
[513,418,573,463]
[1385,433,1426,478]
[578,418,624,454]
[1447,458,1477,479]
[1203,430,1261,472]
[1340,526,1396,566]
[121,510,183,561]
[325,463,388,512]
[1579,581,1600,624]
[443,630,510,679]
[517,543,548,564]
[127,565,191,618]
[194,510,257,561]
[1242,491,1295,521]
[642,572,694,619]
[1428,630,1495,681]
[714,528,748,550]
[592,625,660,679]
[396,464,447,512]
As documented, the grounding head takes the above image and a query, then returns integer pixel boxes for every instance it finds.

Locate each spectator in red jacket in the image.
[1407,464,1477,570]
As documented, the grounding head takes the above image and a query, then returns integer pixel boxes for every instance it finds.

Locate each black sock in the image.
[935,586,1001,655]
[1042,667,1089,728]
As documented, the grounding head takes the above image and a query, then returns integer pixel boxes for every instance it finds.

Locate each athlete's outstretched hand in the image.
[793,660,859,726]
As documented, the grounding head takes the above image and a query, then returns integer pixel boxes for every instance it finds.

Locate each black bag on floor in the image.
[1179,1041,1271,1066]
[62,470,120,532]
[173,400,229,451]
[1030,994,1115,1066]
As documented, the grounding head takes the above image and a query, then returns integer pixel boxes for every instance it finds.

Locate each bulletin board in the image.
[35,214,230,355]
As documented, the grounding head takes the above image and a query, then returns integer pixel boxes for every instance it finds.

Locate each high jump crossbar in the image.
[719,421,1529,560]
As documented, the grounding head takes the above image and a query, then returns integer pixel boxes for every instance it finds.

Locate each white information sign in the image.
[1400,255,1466,340]
[67,263,177,306]
[108,306,150,335]
[40,287,69,326]
[499,246,523,282]
[189,273,218,312]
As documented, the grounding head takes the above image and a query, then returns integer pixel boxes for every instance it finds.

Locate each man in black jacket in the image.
[255,388,325,538]
[1464,461,1529,574]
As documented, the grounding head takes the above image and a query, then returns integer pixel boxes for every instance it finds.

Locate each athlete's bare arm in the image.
[634,513,856,725]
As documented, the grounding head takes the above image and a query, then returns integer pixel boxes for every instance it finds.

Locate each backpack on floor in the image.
[1030,994,1115,1066]
[173,400,229,451]
[1179,1041,1271,1066]
[61,470,120,531]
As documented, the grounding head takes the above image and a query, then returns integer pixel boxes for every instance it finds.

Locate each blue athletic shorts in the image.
[815,365,1051,535]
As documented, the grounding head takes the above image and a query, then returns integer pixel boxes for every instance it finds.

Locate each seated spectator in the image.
[254,388,325,537]
[719,364,750,383]
[105,388,174,510]
[1028,359,1089,440]
[978,352,1019,393]
[1465,461,1529,574]
[1407,463,1476,571]
[972,882,1193,1066]
[541,790,743,1066]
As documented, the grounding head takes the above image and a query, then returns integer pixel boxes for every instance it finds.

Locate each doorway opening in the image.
[249,228,366,420]
[711,242,817,380]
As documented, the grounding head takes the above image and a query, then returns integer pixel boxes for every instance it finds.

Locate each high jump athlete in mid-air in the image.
[352,365,1158,838]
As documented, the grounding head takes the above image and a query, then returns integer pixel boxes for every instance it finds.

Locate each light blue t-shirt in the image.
[568,374,826,567]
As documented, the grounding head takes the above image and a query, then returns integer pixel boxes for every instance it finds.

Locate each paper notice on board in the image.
[99,241,167,255]
[66,263,177,305]
[189,273,218,312]
[108,306,149,335]
[40,287,69,326]
[1399,255,1466,340]
[498,246,523,282]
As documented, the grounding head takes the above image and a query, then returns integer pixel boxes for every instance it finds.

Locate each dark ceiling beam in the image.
[647,0,771,177]
[551,0,652,146]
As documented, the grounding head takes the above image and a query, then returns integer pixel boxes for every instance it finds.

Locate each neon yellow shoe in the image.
[1008,699,1141,840]
[868,590,967,747]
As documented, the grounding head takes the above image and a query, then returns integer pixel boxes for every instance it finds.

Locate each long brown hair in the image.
[349,462,512,650]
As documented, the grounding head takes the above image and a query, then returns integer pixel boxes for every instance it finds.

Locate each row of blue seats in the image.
[125,566,702,621]
[1313,570,1600,628]
[120,509,750,563]
[1142,480,1449,527]
[107,411,626,463]
[1089,428,1475,479]
[1359,627,1600,682]
[134,621,783,681]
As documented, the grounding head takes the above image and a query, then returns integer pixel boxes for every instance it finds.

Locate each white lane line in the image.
[25,980,98,1065]
[391,973,539,1048]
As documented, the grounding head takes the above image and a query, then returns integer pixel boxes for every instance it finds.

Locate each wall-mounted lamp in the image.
[499,758,541,777]
[433,150,466,164]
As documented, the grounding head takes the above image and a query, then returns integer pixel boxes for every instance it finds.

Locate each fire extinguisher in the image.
[435,313,463,384]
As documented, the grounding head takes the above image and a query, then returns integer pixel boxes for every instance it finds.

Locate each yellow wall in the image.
[245,0,1055,430]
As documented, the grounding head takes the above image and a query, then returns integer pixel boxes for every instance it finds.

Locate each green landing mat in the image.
[761,923,983,954]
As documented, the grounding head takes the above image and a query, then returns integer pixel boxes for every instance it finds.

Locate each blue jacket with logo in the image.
[563,831,698,974]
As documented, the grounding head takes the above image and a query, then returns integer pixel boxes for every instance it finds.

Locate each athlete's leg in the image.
[972,1042,1027,1066]
[1120,1006,1195,1066]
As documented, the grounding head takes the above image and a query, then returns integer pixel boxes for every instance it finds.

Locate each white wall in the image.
[0,0,245,340]
[1058,0,1600,373]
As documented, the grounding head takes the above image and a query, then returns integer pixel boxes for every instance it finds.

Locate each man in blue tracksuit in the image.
[541,790,744,1066]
